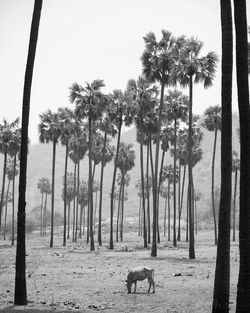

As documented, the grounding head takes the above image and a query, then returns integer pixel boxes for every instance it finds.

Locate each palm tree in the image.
[37,177,46,236]
[0,118,19,230]
[15,0,43,305]
[128,76,158,248]
[232,150,240,242]
[174,37,218,259]
[203,105,221,245]
[69,80,106,251]
[194,190,201,235]
[38,110,61,248]
[141,30,184,257]
[58,107,76,246]
[212,0,233,311]
[116,143,135,241]
[97,116,115,245]
[78,179,88,238]
[164,89,188,246]
[234,1,250,311]
[108,89,133,249]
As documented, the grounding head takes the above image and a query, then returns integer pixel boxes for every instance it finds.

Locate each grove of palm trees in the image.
[0,0,249,312]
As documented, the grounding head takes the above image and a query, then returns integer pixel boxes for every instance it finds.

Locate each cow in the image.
[126,266,155,294]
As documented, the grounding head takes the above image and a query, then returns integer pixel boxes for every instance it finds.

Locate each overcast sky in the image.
[0,0,249,144]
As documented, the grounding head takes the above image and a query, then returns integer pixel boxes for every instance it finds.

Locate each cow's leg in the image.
[148,278,155,293]
[133,281,137,293]
[147,283,151,293]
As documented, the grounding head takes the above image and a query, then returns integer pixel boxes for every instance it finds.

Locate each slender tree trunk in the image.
[233,170,238,242]
[88,113,95,251]
[234,0,250,311]
[116,181,122,242]
[12,154,17,246]
[83,205,85,236]
[186,183,189,242]
[0,151,7,229]
[98,131,107,246]
[74,161,80,242]
[195,200,198,235]
[4,179,11,240]
[140,122,147,248]
[212,0,233,311]
[50,139,56,248]
[73,162,76,242]
[93,191,98,235]
[212,128,218,245]
[164,190,167,237]
[15,0,43,305]
[151,81,165,257]
[138,197,141,236]
[67,202,70,239]
[79,203,83,239]
[110,116,122,249]
[177,161,181,241]
[173,118,177,247]
[157,150,165,244]
[120,171,125,242]
[188,75,195,259]
[40,193,44,237]
[146,140,151,243]
[168,180,171,241]
[63,142,68,246]
[44,192,47,236]
[178,164,186,241]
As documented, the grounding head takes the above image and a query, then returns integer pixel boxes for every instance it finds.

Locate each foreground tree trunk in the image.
[50,139,56,248]
[212,0,233,311]
[15,0,43,305]
[12,154,17,246]
[0,151,7,229]
[232,169,238,242]
[63,142,68,246]
[234,0,250,311]
[212,128,218,245]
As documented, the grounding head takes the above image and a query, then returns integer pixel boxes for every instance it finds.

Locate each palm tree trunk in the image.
[173,118,177,247]
[74,161,80,242]
[40,193,44,237]
[164,189,167,237]
[178,164,186,241]
[212,0,233,311]
[140,122,147,248]
[63,142,68,246]
[146,140,151,243]
[93,191,98,235]
[234,0,250,311]
[12,154,17,246]
[88,113,95,251]
[168,180,171,241]
[0,151,7,229]
[4,179,11,241]
[15,0,43,305]
[232,170,237,242]
[120,171,125,242]
[67,202,70,239]
[186,186,189,242]
[73,162,76,241]
[116,181,122,242]
[195,200,198,235]
[157,150,165,244]
[110,115,122,250]
[138,197,141,236]
[79,203,83,239]
[98,131,107,246]
[212,128,218,245]
[50,139,56,248]
[188,75,195,259]
[151,81,165,257]
[44,192,47,236]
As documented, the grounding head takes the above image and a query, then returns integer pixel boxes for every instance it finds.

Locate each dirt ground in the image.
[0,230,239,313]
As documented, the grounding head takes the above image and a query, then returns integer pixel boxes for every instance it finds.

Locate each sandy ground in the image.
[0,230,239,312]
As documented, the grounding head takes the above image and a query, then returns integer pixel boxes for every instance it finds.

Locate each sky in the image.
[0,0,249,144]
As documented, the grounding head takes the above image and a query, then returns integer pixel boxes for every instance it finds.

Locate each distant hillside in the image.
[0,113,240,225]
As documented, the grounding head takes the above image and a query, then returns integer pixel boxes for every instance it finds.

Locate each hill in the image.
[1,113,240,225]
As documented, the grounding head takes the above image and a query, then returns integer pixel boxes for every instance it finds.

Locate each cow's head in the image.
[126,279,132,293]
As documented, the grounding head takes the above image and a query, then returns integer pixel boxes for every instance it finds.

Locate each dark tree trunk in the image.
[234,0,250,311]
[15,0,42,305]
[50,139,56,248]
[188,76,195,259]
[43,192,47,236]
[138,197,141,236]
[67,202,70,239]
[116,180,122,242]
[212,0,233,311]
[12,154,17,246]
[110,115,122,249]
[177,161,181,241]
[0,151,7,229]
[212,128,218,245]
[232,169,238,242]
[140,122,147,248]
[146,140,151,243]
[178,164,186,241]
[4,179,11,241]
[73,162,76,242]
[40,193,44,236]
[173,118,177,247]
[88,113,95,251]
[98,131,107,246]
[168,180,171,242]
[74,161,80,242]
[157,150,165,244]
[120,171,125,242]
[63,142,68,246]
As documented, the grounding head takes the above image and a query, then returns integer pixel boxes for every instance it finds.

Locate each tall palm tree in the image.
[164,89,188,246]
[108,89,133,249]
[174,37,218,259]
[97,116,115,245]
[141,30,184,257]
[234,0,250,311]
[38,110,61,248]
[69,80,106,251]
[203,105,221,245]
[212,0,233,311]
[232,150,240,242]
[0,118,19,230]
[15,0,43,305]
[58,107,76,246]
[127,76,158,248]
